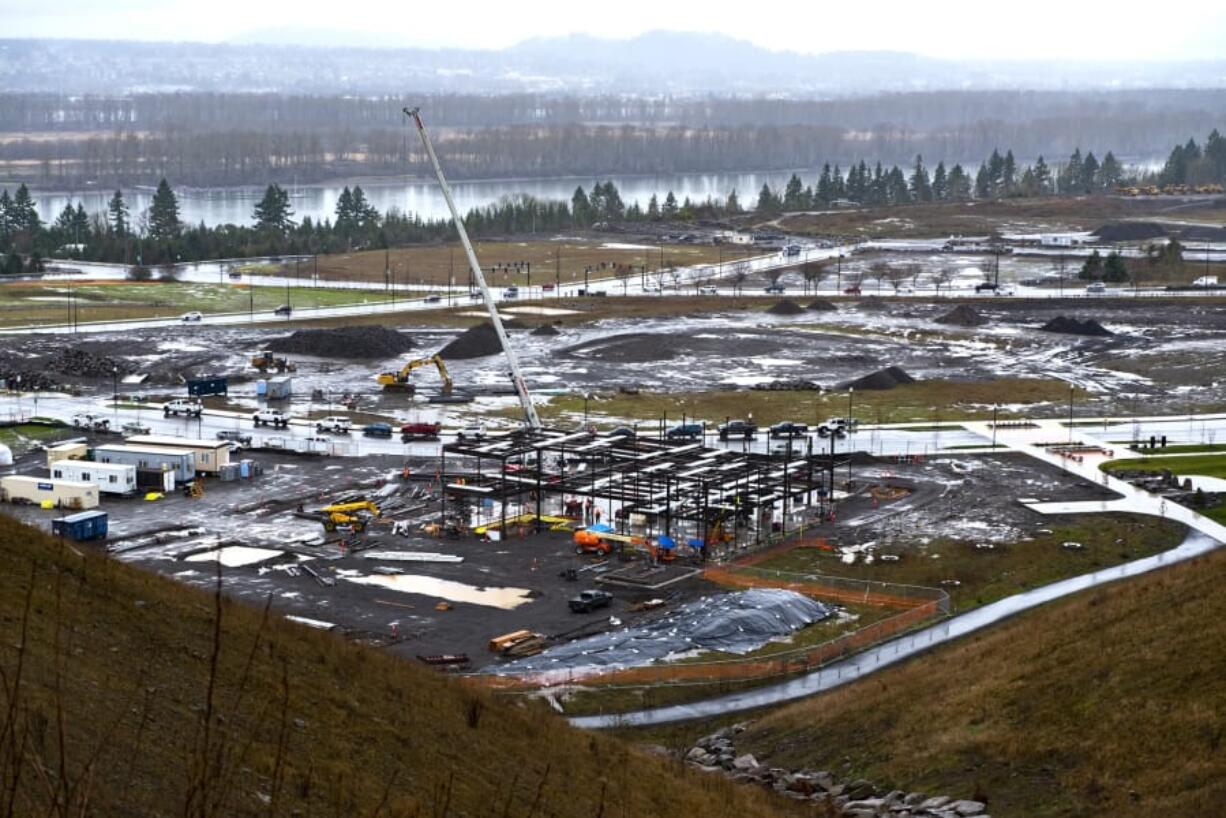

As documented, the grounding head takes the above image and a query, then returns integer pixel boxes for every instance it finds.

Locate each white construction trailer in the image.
[50,460,138,496]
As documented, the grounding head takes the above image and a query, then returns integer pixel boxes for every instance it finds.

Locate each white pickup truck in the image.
[163,398,203,418]
[314,415,352,434]
[252,408,290,428]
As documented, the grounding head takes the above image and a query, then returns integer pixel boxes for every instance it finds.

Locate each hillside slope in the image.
[0,515,790,817]
[734,545,1226,817]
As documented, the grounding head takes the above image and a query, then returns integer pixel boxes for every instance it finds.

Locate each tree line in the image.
[1,130,1224,270]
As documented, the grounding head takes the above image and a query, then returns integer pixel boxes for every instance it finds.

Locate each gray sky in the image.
[5,0,1226,61]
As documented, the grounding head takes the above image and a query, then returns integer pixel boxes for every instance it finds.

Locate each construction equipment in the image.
[318,500,381,533]
[406,107,541,430]
[250,350,297,373]
[376,354,453,394]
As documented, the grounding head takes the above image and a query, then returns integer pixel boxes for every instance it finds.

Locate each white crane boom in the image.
[404,107,542,431]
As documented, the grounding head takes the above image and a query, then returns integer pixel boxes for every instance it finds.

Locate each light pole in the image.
[14,375,21,421]
[583,393,591,429]
[1068,385,1075,444]
[111,366,118,423]
[992,403,998,449]
[846,387,854,485]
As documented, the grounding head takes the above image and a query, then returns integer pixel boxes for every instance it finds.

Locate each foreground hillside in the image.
[0,515,788,817]
[732,544,1226,817]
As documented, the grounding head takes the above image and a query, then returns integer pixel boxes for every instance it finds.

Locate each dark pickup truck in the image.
[718,419,758,439]
[568,589,613,613]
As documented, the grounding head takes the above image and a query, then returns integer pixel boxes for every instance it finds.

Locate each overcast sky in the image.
[5,0,1226,61]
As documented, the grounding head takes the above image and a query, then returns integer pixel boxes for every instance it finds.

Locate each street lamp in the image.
[992,403,999,449]
[1068,385,1075,444]
[111,366,118,422]
[583,393,592,429]
[847,387,854,484]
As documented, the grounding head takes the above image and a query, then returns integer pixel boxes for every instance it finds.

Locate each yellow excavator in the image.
[318,500,381,533]
[376,354,453,395]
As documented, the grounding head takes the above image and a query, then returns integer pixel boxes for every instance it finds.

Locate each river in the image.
[31,170,801,229]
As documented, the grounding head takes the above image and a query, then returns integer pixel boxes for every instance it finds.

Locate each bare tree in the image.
[933,265,958,296]
[730,267,749,296]
[801,260,832,295]
[867,261,893,295]
[905,263,924,289]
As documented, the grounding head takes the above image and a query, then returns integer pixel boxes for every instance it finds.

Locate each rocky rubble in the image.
[681,724,989,818]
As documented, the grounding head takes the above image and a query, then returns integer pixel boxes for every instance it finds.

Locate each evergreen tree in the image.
[947,165,972,201]
[108,189,129,236]
[601,181,625,221]
[816,164,834,203]
[148,178,180,240]
[646,193,660,221]
[0,190,11,237]
[832,165,846,199]
[73,203,90,239]
[570,186,591,226]
[1002,150,1017,195]
[975,165,991,199]
[662,190,679,218]
[1097,152,1123,191]
[10,184,40,233]
[1079,249,1104,280]
[54,203,76,234]
[783,173,804,210]
[349,186,378,226]
[1062,149,1084,194]
[756,183,779,213]
[1033,156,1052,195]
[253,183,295,233]
[987,150,1005,196]
[931,161,948,201]
[1103,251,1129,283]
[910,155,932,202]
[726,189,741,214]
[887,166,910,204]
[3,251,22,276]
[1082,152,1100,193]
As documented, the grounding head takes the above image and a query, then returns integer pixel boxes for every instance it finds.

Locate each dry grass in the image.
[0,514,796,817]
[727,544,1226,817]
[522,378,1088,427]
[310,240,740,285]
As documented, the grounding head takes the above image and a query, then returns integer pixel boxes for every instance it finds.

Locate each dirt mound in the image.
[766,299,804,315]
[267,326,414,359]
[47,347,135,378]
[0,369,57,390]
[806,299,838,311]
[1092,222,1167,242]
[751,379,822,391]
[530,323,560,336]
[1040,316,1114,337]
[842,366,916,391]
[1179,225,1226,243]
[439,322,507,359]
[936,304,988,327]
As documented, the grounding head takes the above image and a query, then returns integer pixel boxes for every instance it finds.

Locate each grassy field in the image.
[712,543,1226,817]
[0,281,397,327]
[516,378,1087,427]
[756,514,1184,611]
[0,513,796,818]
[1103,452,1226,479]
[0,422,72,455]
[308,239,740,285]
[1126,443,1226,455]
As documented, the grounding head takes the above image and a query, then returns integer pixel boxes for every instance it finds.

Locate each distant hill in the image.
[0,514,785,817]
[3,32,1226,95]
[732,541,1226,816]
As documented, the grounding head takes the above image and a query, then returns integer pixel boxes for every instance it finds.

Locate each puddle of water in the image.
[343,574,534,609]
[185,545,285,568]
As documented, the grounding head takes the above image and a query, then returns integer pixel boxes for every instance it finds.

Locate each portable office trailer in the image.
[267,376,292,400]
[186,376,228,397]
[0,476,99,509]
[93,444,195,482]
[50,459,138,496]
[52,510,108,541]
[45,441,88,468]
[122,435,231,474]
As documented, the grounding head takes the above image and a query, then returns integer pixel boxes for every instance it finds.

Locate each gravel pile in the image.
[439,322,506,359]
[1092,221,1167,242]
[842,366,915,391]
[806,299,838,311]
[266,326,415,359]
[47,347,135,378]
[936,304,988,327]
[766,299,805,315]
[1040,316,1114,337]
[750,379,822,391]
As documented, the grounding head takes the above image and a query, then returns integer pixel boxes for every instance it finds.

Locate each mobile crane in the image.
[406,107,542,431]
[375,354,453,394]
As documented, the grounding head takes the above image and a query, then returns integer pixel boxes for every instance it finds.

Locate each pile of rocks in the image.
[47,347,134,378]
[683,724,989,818]
[750,378,822,391]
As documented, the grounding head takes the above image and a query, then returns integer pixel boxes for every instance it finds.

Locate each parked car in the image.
[698,285,718,295]
[769,421,809,439]
[468,291,483,301]
[121,421,151,436]
[362,422,394,438]
[315,415,352,434]
[424,293,441,304]
[642,282,660,293]
[253,408,290,428]
[764,284,786,294]
[401,422,442,441]
[784,244,802,257]
[816,417,857,438]
[163,398,203,418]
[180,311,203,322]
[216,430,253,446]
[1086,282,1106,295]
[71,413,110,432]
[666,422,703,440]
[608,426,636,438]
[718,419,758,439]
[994,286,1017,297]
[770,440,806,457]
[975,282,998,293]
[843,286,862,295]
[542,282,556,292]
[274,304,293,316]
[568,589,613,613]
[503,286,519,299]
[456,424,487,442]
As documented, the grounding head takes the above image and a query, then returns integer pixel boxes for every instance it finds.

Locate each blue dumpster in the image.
[51,510,109,541]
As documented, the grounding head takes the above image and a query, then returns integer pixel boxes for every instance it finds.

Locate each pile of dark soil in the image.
[1179,225,1226,242]
[936,304,988,327]
[439,322,506,359]
[0,369,57,390]
[1040,316,1114,337]
[1092,222,1167,242]
[841,366,916,391]
[806,299,838,311]
[47,347,135,378]
[530,323,560,337]
[766,299,804,315]
[750,379,822,391]
[267,326,414,359]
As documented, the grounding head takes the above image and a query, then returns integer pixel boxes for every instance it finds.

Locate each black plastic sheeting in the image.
[496,589,831,675]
